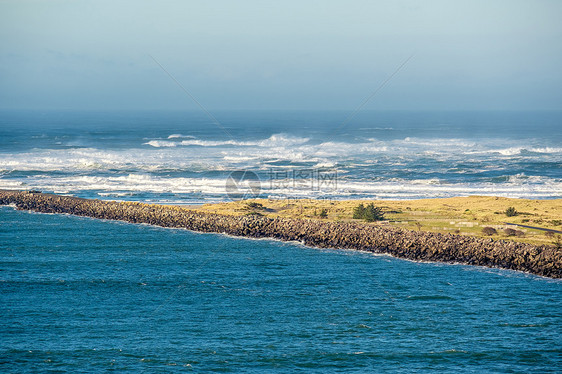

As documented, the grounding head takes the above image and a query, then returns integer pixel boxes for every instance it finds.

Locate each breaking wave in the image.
[1,130,560,202]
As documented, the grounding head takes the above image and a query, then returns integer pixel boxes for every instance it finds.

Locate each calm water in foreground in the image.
[1,206,560,373]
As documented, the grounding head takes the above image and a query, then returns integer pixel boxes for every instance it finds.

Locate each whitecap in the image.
[167,134,195,139]
[144,140,177,147]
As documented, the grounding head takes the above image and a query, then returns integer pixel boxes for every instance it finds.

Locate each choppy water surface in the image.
[1,110,561,372]
[1,207,560,373]
[1,110,561,202]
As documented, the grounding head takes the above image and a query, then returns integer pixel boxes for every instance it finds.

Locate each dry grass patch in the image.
[194,196,561,246]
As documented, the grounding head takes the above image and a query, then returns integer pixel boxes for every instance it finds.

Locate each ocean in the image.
[0,110,561,202]
[1,110,561,372]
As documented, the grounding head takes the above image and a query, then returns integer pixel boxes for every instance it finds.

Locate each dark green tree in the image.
[505,207,517,217]
[352,203,384,222]
[363,203,384,222]
[352,203,365,219]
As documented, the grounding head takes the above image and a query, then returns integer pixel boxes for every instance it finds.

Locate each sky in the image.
[1,0,561,111]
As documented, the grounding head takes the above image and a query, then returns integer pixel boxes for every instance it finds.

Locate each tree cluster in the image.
[352,203,385,222]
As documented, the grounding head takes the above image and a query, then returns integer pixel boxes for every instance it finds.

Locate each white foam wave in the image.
[1,172,560,201]
[0,180,24,188]
[180,134,310,147]
[529,147,562,154]
[467,147,562,156]
[167,134,195,139]
[144,133,311,149]
[262,176,562,200]
[0,148,226,172]
[400,137,477,148]
[1,133,559,177]
[4,174,228,195]
[492,147,527,156]
[14,133,550,175]
[145,140,177,148]
[1,132,560,200]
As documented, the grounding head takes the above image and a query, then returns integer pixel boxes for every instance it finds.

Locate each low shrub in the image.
[482,227,497,236]
[504,228,517,236]
[245,202,264,210]
[505,207,517,217]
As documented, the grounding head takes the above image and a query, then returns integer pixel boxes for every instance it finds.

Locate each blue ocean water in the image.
[0,110,561,202]
[1,110,561,372]
[1,206,561,373]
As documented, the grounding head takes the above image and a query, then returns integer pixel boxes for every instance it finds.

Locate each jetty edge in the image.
[1,190,560,278]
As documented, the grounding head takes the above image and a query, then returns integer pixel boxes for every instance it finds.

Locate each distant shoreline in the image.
[1,190,560,278]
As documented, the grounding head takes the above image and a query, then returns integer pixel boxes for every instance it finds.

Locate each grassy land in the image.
[195,196,562,246]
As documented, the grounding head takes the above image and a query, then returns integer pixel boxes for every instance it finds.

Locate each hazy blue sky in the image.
[1,0,561,110]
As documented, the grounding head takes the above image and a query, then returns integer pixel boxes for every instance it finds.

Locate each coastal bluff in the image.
[1,190,560,278]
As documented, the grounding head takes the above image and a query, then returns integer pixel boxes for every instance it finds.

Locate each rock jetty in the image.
[1,190,561,278]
